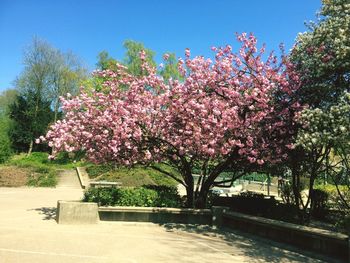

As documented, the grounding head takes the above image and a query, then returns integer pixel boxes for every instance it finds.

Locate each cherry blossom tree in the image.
[40,33,301,208]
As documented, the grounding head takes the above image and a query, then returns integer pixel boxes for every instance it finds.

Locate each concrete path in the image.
[0,187,342,263]
[56,169,81,189]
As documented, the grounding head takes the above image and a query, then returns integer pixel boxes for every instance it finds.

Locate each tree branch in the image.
[149,165,185,186]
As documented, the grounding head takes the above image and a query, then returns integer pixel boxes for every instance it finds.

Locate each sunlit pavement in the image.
[0,187,340,263]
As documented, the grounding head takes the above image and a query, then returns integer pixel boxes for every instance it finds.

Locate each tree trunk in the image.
[53,98,59,123]
[291,159,305,223]
[27,140,33,156]
[185,184,194,208]
[195,183,211,208]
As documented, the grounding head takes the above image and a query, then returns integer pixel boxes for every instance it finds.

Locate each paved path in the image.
[56,169,81,189]
[0,187,342,263]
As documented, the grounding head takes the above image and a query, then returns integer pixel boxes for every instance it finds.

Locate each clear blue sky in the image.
[0,0,321,92]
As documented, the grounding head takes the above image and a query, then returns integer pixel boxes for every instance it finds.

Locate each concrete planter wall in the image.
[56,200,99,224]
[56,201,348,261]
[222,210,348,261]
[99,206,212,225]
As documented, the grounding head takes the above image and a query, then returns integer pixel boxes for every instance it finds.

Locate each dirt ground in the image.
[0,166,30,187]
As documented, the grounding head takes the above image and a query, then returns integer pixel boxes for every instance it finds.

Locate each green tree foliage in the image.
[96,40,156,76]
[291,0,350,181]
[122,40,156,76]
[296,92,350,152]
[288,0,350,222]
[0,117,12,163]
[49,50,87,122]
[159,53,183,81]
[13,37,86,154]
[0,89,18,116]
[9,92,54,153]
[96,50,118,71]
[290,0,350,108]
[0,89,18,162]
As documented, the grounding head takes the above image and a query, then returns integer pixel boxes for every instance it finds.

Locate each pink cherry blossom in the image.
[163,53,170,60]
[41,33,302,207]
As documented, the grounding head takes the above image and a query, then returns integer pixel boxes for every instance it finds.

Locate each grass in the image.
[3,152,85,187]
[86,163,179,187]
[2,152,180,188]
[7,152,85,170]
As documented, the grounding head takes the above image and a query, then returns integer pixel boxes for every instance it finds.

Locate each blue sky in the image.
[0,0,321,92]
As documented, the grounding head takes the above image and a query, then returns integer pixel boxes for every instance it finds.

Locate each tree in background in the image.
[287,0,350,222]
[96,41,181,81]
[42,34,301,208]
[96,50,118,71]
[12,37,86,154]
[0,118,12,163]
[296,92,350,209]
[49,50,87,122]
[9,92,53,153]
[0,89,18,116]
[122,40,156,76]
[97,40,156,76]
[0,90,16,163]
[291,0,350,108]
[159,53,183,81]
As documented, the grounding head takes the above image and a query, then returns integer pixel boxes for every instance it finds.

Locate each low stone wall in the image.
[222,210,348,261]
[99,206,212,225]
[56,201,348,261]
[75,167,88,189]
[56,200,99,224]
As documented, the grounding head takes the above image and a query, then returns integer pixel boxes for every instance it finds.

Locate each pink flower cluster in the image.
[42,33,301,166]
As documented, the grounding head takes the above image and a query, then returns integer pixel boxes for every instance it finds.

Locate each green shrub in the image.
[212,191,299,223]
[280,177,310,206]
[336,213,350,233]
[280,183,295,205]
[310,188,329,219]
[315,184,350,211]
[144,185,182,207]
[83,185,182,207]
[0,135,12,163]
[26,171,57,187]
[213,191,277,216]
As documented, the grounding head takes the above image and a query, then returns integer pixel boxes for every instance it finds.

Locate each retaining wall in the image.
[222,210,348,261]
[99,206,212,225]
[56,201,348,261]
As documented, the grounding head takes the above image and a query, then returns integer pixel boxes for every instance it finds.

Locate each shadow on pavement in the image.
[160,223,342,263]
[30,207,57,221]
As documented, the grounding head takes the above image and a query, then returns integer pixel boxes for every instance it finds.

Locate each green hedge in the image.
[315,184,350,211]
[83,185,182,207]
[212,191,299,223]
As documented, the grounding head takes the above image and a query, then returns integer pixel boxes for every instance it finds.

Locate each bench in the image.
[90,181,122,188]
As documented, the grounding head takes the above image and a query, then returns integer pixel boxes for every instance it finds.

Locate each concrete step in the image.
[56,169,81,189]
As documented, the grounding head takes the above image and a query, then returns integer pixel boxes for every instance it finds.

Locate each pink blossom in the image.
[139,50,146,60]
[185,48,190,58]
[163,53,170,60]
[43,33,300,170]
[257,159,265,165]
